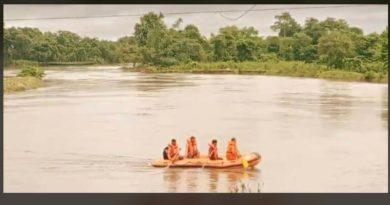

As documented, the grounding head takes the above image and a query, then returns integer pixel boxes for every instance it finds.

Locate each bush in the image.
[92,58,105,64]
[184,61,198,70]
[364,70,380,82]
[363,62,387,73]
[379,73,388,83]
[17,65,45,79]
[318,70,363,81]
[156,57,178,67]
[259,53,279,62]
[343,57,364,72]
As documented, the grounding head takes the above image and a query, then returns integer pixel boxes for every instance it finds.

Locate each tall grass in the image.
[4,63,45,93]
[4,76,43,93]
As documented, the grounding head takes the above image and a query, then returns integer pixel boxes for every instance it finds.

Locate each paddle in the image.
[242,157,249,169]
[237,150,248,169]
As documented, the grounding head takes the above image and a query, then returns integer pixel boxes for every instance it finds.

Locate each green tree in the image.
[303,17,324,44]
[236,38,258,61]
[134,12,167,47]
[380,27,388,71]
[354,33,381,62]
[292,32,317,62]
[133,12,175,66]
[31,32,58,62]
[56,31,82,62]
[319,18,350,33]
[278,37,294,60]
[210,26,260,61]
[271,12,302,37]
[265,36,280,53]
[116,36,140,66]
[318,31,354,68]
[80,37,103,63]
[172,18,183,30]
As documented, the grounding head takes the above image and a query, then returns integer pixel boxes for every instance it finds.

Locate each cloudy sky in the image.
[4,4,388,41]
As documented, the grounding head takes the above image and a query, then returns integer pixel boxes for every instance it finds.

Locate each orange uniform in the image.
[186,138,199,158]
[208,143,219,160]
[226,139,240,160]
[167,143,179,160]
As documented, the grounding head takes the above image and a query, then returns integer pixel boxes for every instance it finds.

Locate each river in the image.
[3,65,388,192]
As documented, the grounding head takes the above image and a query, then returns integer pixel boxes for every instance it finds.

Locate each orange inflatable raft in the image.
[151,152,261,169]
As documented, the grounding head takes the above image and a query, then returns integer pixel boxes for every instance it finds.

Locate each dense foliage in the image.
[3,28,118,64]
[17,65,45,79]
[3,12,388,75]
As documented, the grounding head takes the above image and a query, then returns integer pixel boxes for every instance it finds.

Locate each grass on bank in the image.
[4,76,43,93]
[4,59,97,69]
[123,61,388,83]
[3,64,45,94]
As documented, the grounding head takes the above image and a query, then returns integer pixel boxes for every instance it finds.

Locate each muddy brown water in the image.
[3,66,388,192]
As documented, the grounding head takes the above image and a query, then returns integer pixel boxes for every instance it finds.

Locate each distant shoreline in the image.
[3,61,386,95]
[38,61,95,66]
[122,61,388,84]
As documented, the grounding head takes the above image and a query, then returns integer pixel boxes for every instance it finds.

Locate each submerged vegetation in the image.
[230,182,263,193]
[4,63,45,93]
[4,76,43,93]
[3,12,388,83]
[17,65,45,79]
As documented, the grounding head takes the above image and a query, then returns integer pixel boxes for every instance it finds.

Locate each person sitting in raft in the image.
[167,138,183,162]
[163,144,169,160]
[208,139,223,160]
[186,136,200,158]
[226,137,241,160]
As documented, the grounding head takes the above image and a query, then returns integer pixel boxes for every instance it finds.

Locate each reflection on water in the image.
[163,169,181,192]
[226,169,262,192]
[121,73,196,92]
[318,83,354,127]
[161,168,262,193]
[3,66,388,192]
[277,82,355,122]
[187,170,198,192]
[208,169,219,192]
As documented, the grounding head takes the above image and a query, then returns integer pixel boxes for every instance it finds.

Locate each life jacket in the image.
[208,143,218,160]
[226,140,238,160]
[186,138,198,158]
[167,143,179,159]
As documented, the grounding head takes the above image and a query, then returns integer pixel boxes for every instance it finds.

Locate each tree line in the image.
[3,12,388,74]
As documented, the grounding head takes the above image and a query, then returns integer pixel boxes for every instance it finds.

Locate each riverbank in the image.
[123,61,388,83]
[3,76,43,93]
[38,61,95,66]
[4,61,102,69]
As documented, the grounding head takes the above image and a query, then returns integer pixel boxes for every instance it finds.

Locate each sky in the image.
[3,4,388,41]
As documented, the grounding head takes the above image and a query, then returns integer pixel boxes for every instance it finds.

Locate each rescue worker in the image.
[166,138,183,162]
[208,139,222,160]
[226,137,241,160]
[186,136,200,158]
